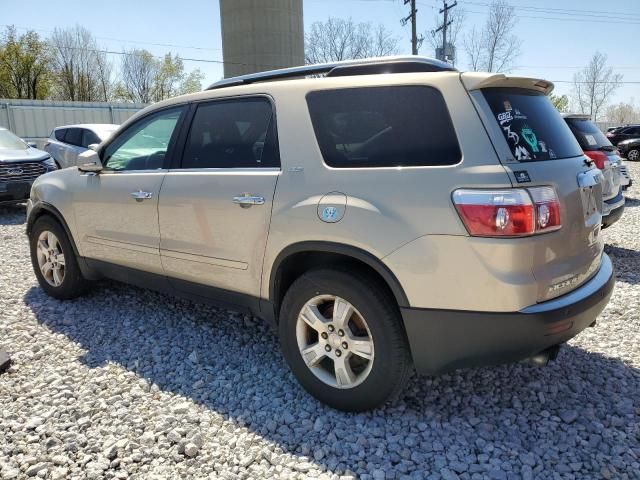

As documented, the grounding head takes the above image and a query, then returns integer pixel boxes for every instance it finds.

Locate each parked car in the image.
[0,128,57,205]
[563,114,625,227]
[45,124,119,169]
[617,138,640,162]
[605,124,640,146]
[25,57,614,411]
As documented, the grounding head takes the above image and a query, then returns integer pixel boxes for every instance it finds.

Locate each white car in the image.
[45,124,119,169]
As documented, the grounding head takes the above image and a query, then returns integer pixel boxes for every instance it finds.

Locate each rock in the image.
[184,443,199,458]
[25,464,47,477]
[559,410,579,424]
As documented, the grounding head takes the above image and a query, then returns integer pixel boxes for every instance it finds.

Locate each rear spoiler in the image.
[461,72,554,95]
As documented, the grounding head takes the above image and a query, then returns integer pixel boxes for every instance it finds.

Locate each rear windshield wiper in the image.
[598,145,615,152]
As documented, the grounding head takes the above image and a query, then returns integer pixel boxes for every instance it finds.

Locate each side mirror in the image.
[77,150,103,173]
[27,141,37,148]
[88,143,99,152]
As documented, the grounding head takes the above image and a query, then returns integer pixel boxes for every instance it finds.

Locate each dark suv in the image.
[606,125,640,146]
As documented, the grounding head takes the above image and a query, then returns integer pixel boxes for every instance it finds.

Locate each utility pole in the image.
[434,0,457,63]
[401,0,421,55]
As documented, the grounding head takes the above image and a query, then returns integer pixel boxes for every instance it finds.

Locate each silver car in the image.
[45,124,119,169]
[26,57,614,411]
[0,128,57,205]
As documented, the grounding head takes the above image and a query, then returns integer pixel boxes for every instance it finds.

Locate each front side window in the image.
[483,88,583,161]
[182,97,279,169]
[102,107,184,171]
[306,86,461,168]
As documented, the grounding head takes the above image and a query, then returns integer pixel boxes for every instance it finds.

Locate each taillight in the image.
[453,187,561,237]
[584,150,609,170]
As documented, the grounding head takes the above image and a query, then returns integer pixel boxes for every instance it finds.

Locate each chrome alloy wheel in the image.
[628,149,639,161]
[296,295,374,389]
[36,231,66,287]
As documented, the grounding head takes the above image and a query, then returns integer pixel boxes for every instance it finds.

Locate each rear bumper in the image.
[401,254,614,375]
[602,190,625,228]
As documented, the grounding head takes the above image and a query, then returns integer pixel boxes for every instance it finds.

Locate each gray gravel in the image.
[1,163,640,479]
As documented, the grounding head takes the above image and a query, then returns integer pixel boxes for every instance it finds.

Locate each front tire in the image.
[627,149,639,162]
[279,268,412,411]
[29,215,90,299]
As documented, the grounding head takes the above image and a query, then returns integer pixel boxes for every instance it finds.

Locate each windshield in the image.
[565,118,613,150]
[483,88,583,161]
[0,129,27,150]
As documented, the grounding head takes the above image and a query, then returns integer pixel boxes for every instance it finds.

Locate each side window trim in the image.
[174,94,281,171]
[99,105,188,173]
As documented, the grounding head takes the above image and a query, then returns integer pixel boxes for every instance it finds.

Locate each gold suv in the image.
[26,57,614,411]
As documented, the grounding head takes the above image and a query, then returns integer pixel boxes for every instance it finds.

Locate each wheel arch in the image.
[268,241,410,318]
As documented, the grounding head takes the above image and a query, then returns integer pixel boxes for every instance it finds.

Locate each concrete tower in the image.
[219,0,304,78]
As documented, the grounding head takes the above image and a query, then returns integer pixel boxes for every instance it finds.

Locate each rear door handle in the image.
[131,190,153,200]
[233,194,265,207]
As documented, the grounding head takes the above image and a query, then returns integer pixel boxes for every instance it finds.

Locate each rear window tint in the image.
[54,129,67,142]
[306,86,461,168]
[565,118,612,150]
[483,88,582,161]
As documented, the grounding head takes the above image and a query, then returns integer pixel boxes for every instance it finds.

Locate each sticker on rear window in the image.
[584,134,597,146]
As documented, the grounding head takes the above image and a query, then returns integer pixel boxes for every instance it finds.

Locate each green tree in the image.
[550,94,569,112]
[179,69,204,95]
[0,26,51,99]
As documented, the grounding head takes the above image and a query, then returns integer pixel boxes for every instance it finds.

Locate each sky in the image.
[2,0,639,106]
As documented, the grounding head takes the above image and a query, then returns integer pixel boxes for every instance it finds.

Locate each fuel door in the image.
[317,192,347,223]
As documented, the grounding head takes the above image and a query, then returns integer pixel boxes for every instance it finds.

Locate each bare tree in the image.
[572,52,623,121]
[605,102,639,125]
[117,49,203,103]
[49,25,113,101]
[305,18,399,64]
[463,0,521,72]
[119,49,158,103]
[426,8,466,66]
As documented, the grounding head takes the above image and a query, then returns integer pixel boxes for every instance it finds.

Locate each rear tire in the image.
[29,215,90,300]
[627,149,639,162]
[279,268,412,411]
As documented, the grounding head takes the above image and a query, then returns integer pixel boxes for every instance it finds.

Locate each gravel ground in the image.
[1,164,640,480]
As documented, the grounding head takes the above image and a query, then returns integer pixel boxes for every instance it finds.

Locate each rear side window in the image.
[483,88,582,161]
[182,97,279,169]
[306,86,461,168]
[565,118,612,150]
[64,128,82,147]
[54,129,67,142]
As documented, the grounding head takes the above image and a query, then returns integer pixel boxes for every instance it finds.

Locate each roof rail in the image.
[206,56,457,90]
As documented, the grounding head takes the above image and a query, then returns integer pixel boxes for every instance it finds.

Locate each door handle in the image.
[232,194,265,207]
[130,190,153,200]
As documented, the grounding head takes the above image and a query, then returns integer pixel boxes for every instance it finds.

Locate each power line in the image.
[457,0,640,20]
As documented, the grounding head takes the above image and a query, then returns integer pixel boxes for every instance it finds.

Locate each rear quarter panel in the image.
[260,73,516,302]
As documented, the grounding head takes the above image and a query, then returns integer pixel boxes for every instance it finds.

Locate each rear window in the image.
[483,88,582,161]
[565,118,612,150]
[306,86,461,168]
[54,129,67,142]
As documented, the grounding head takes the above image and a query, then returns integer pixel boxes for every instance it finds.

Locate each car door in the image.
[158,96,280,299]
[73,106,187,274]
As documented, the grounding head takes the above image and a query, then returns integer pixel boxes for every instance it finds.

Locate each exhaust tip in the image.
[524,345,561,367]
